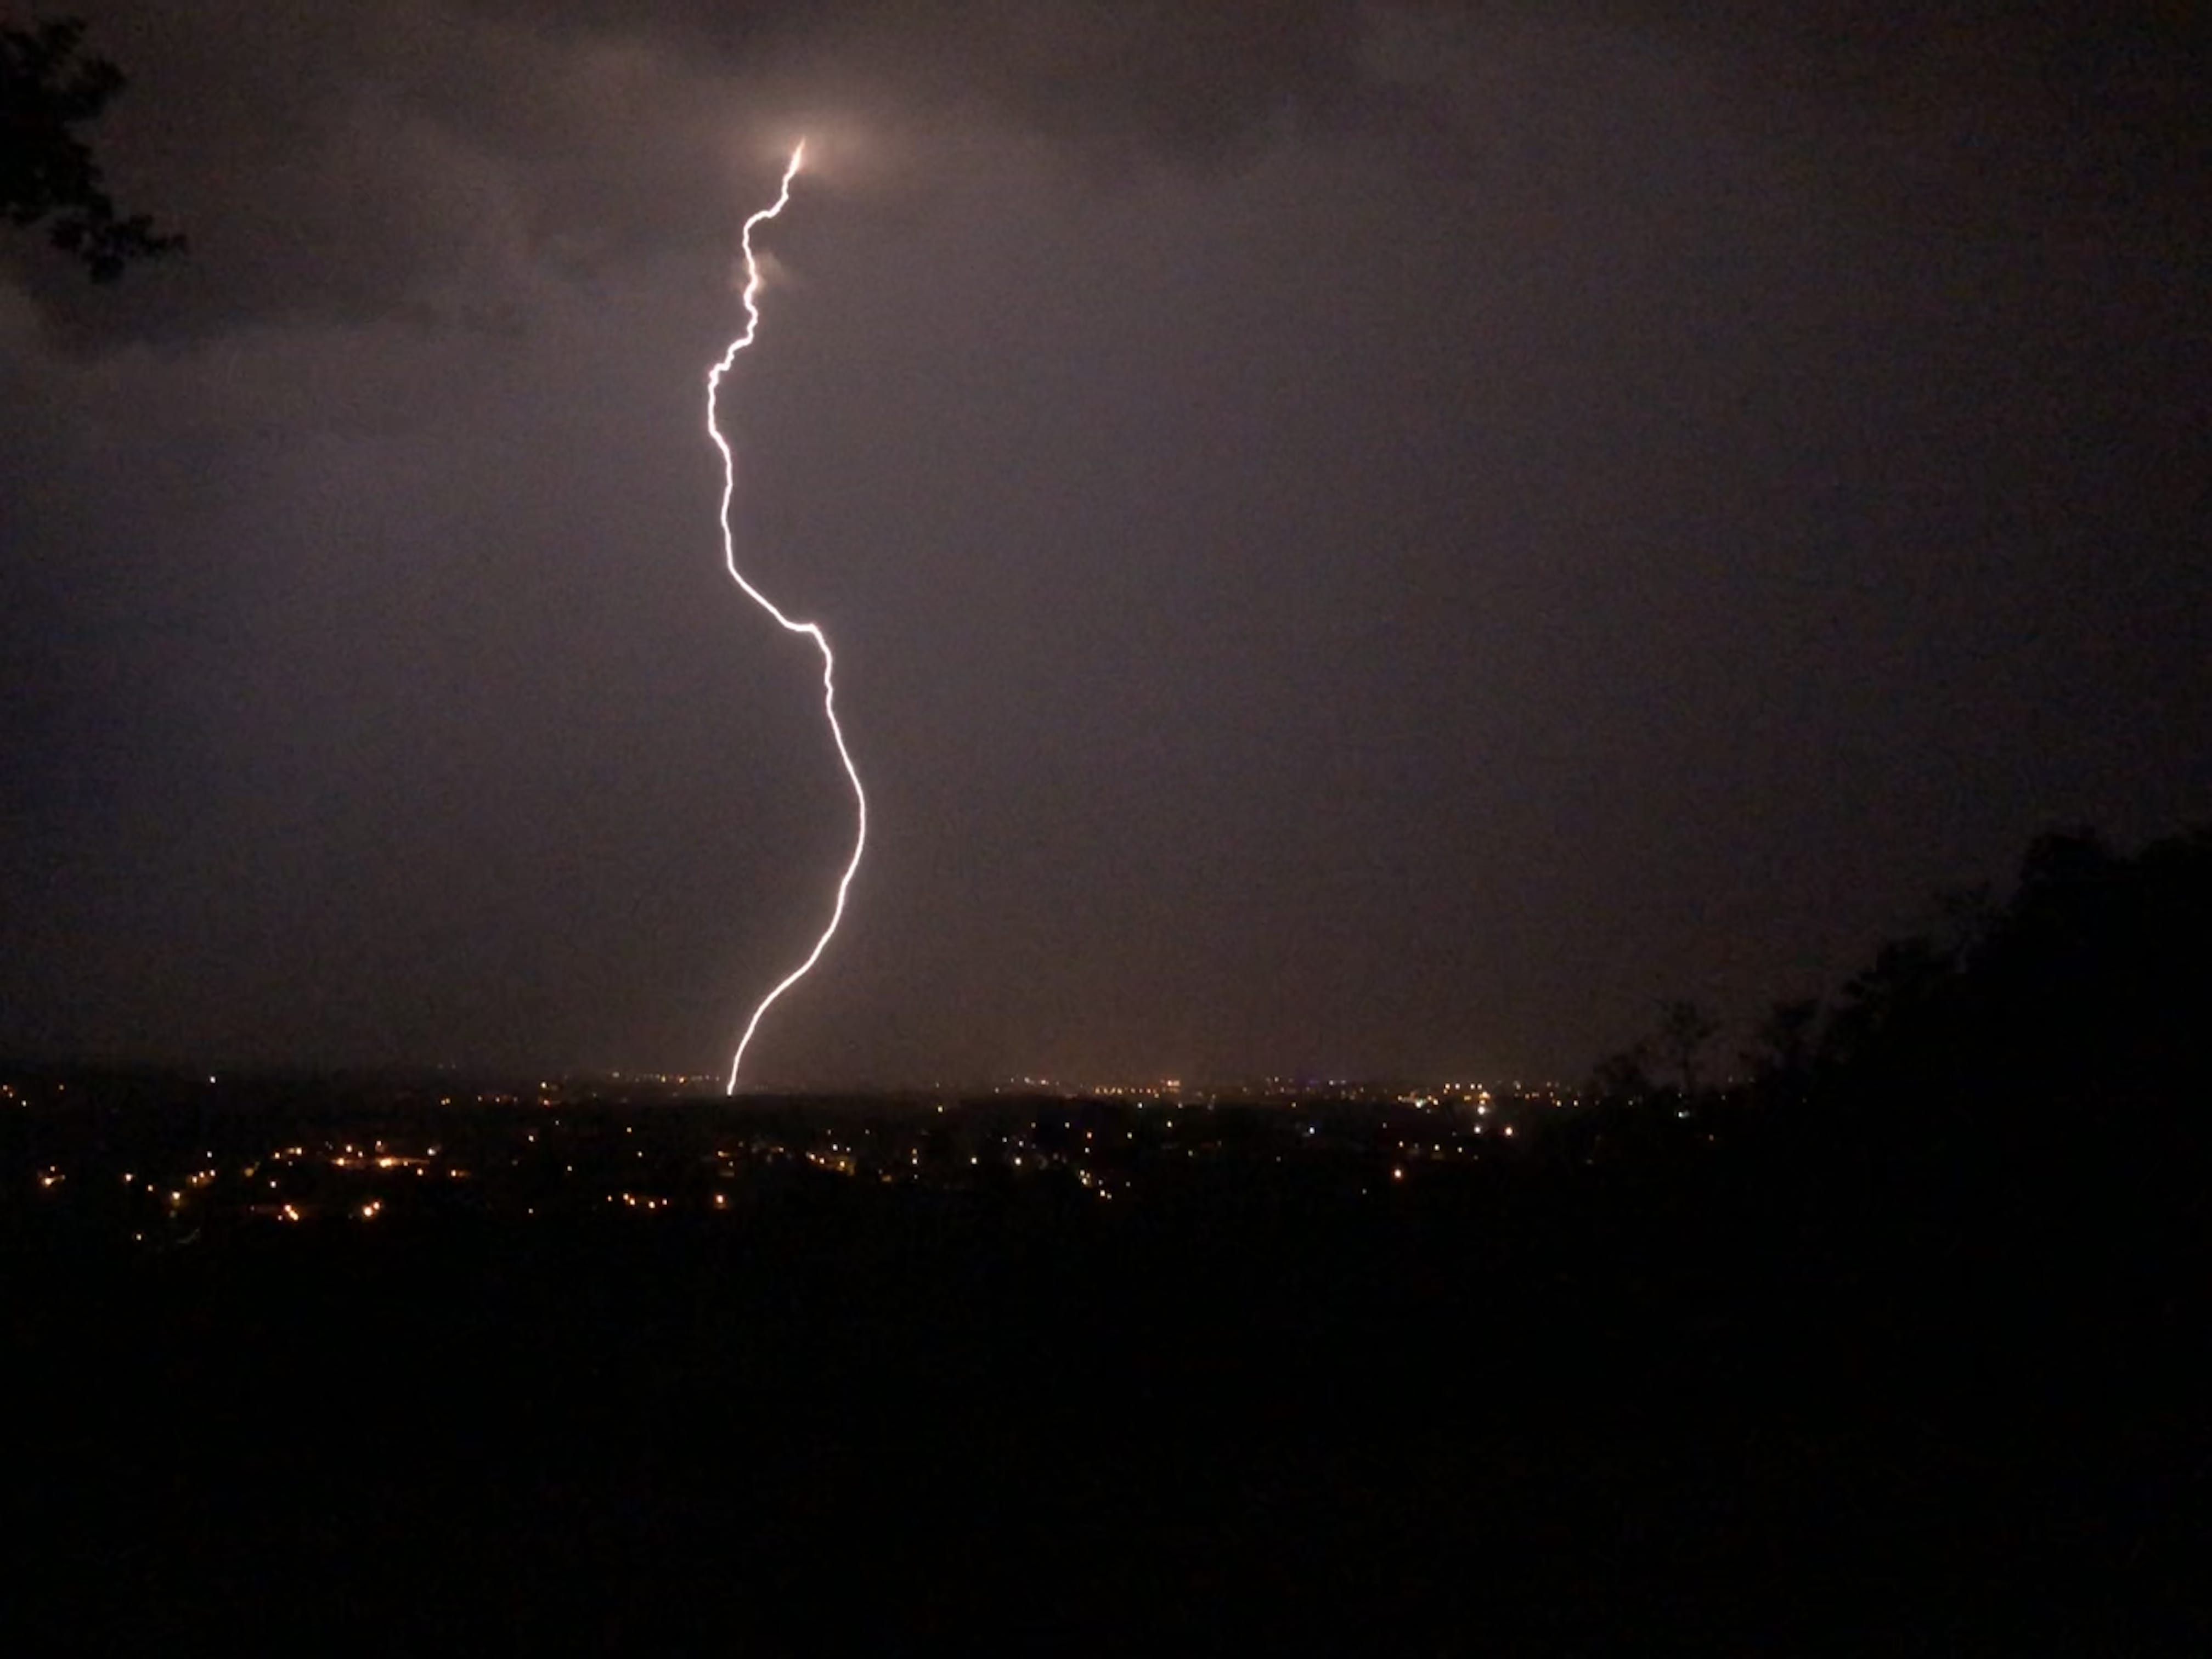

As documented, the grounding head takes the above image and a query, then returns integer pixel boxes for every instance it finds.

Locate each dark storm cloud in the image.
[1640,1,2211,236]
[471,0,1381,145]
[6,0,1400,343]
[10,0,748,341]
[19,1,2204,343]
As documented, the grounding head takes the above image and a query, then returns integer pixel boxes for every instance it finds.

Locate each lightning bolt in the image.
[707,142,867,1094]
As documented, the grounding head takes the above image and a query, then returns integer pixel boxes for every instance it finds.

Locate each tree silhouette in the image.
[1744,997,1821,1099]
[1818,934,1956,1085]
[1587,1043,1654,1103]
[3,16,182,280]
[1655,998,1716,1098]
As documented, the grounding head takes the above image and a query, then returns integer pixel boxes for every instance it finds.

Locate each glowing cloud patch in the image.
[706,143,868,1093]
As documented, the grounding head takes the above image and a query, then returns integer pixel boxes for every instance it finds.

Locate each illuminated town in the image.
[4,1069,1592,1244]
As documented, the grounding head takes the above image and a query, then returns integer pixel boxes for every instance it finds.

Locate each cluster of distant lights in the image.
[21,1135,472,1236]
[12,1072,1611,1242]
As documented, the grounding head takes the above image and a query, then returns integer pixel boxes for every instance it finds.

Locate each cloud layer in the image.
[16,1,2205,343]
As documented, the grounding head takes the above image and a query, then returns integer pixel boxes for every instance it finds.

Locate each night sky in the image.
[3,2,2207,1087]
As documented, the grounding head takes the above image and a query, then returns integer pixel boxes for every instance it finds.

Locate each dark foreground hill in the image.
[5,828,2208,1652]
[6,1143,2204,1655]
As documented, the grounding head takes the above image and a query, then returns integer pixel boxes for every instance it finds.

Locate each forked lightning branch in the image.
[706,143,868,1093]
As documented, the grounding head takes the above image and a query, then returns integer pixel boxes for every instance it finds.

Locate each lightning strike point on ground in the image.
[707,142,868,1094]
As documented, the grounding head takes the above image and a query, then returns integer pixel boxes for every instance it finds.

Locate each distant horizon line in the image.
[0,1057,1569,1094]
